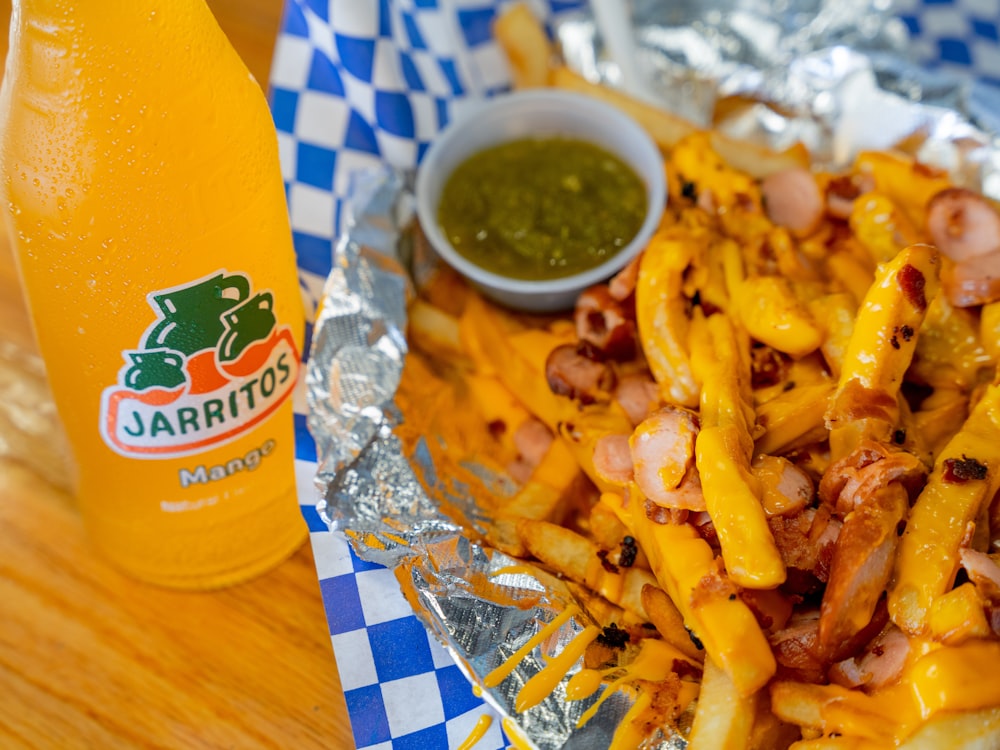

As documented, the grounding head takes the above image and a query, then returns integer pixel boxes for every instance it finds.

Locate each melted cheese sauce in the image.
[484,605,580,689]
[457,714,493,750]
[516,626,601,712]
[573,638,701,729]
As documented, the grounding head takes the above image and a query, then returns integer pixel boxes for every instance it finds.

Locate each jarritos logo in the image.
[100,270,300,458]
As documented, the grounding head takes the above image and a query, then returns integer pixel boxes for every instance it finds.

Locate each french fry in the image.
[854,150,953,231]
[849,192,923,264]
[402,26,1000,744]
[493,3,553,89]
[691,311,786,589]
[754,383,835,456]
[889,382,1000,635]
[911,294,995,392]
[898,706,1000,749]
[771,628,1000,744]
[788,738,886,749]
[603,492,777,696]
[928,583,993,646]
[408,298,466,358]
[489,438,581,556]
[688,657,758,750]
[808,292,858,378]
[635,230,700,407]
[641,584,704,662]
[548,65,698,149]
[825,243,941,458]
[459,293,565,429]
[769,681,904,744]
[517,519,655,619]
[708,130,810,179]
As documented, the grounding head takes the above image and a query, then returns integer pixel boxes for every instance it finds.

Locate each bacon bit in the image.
[487,419,506,438]
[691,559,739,609]
[943,455,988,483]
[690,511,720,549]
[898,263,927,312]
[639,675,687,733]
[596,622,631,649]
[769,507,841,585]
[751,344,790,389]
[618,535,638,568]
[574,285,637,361]
[769,609,827,683]
[681,179,698,203]
[825,173,873,220]
[545,343,615,404]
[672,659,703,681]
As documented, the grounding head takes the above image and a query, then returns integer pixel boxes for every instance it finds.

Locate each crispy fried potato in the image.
[641,584,705,662]
[688,658,758,750]
[493,2,552,88]
[517,519,655,619]
[402,19,1000,745]
[548,66,698,150]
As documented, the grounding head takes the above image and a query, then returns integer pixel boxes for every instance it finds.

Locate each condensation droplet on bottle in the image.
[86,279,97,291]
[78,327,85,335]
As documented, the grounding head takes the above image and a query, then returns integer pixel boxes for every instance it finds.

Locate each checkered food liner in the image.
[273,1,1000,748]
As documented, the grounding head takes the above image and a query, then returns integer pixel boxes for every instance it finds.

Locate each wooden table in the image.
[0,2,354,747]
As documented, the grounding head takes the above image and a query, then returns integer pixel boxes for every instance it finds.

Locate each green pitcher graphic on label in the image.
[99,270,300,458]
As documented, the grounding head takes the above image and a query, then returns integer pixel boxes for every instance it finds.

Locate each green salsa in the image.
[437,137,647,281]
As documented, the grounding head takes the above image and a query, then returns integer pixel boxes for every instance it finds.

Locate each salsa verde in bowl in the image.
[415,90,666,312]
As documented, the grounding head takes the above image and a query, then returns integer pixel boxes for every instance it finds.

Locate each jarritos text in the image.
[99,270,300,458]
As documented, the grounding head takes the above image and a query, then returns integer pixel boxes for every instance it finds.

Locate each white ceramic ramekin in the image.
[415,89,666,312]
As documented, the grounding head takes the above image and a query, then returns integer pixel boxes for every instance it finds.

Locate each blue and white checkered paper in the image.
[270,1,999,747]
[275,2,583,747]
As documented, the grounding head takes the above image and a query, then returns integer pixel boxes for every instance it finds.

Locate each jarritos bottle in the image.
[0,0,307,587]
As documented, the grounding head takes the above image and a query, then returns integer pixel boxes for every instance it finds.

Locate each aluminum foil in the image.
[307,4,1000,748]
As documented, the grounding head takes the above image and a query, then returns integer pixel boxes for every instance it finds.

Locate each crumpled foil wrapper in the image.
[307,4,1000,749]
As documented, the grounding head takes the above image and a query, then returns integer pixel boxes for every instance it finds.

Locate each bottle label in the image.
[99,269,300,458]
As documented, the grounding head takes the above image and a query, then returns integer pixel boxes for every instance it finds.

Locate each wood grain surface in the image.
[0,1,355,748]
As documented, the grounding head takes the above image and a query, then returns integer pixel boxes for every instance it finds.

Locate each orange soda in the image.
[0,0,308,587]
